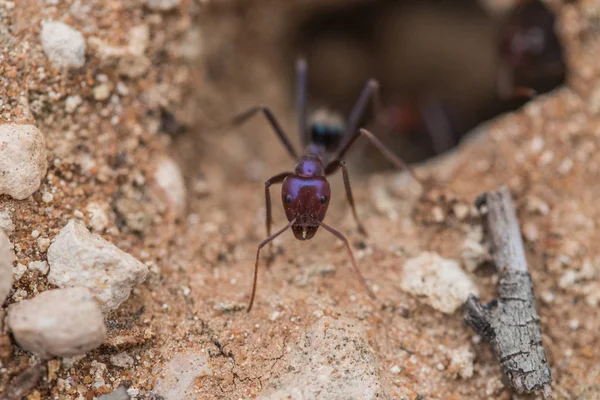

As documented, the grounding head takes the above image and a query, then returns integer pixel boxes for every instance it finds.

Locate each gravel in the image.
[40,21,86,69]
[146,0,180,11]
[258,317,392,399]
[47,220,149,313]
[0,124,48,200]
[0,230,14,305]
[152,156,187,218]
[401,251,479,314]
[7,287,106,358]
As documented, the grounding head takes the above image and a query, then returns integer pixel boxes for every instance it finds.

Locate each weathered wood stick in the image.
[464,186,552,397]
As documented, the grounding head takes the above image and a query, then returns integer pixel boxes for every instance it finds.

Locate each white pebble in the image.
[65,95,82,113]
[153,353,212,400]
[47,220,148,313]
[269,311,281,321]
[0,210,14,233]
[42,191,54,203]
[0,230,14,304]
[390,365,401,374]
[153,156,187,218]
[568,319,580,330]
[93,83,111,101]
[146,0,180,11]
[31,229,40,239]
[40,21,86,69]
[28,260,49,275]
[110,352,135,368]
[13,263,27,281]
[85,201,109,232]
[37,237,51,252]
[0,124,48,200]
[401,252,479,314]
[7,287,106,358]
[453,203,470,220]
[432,206,445,223]
[557,158,574,175]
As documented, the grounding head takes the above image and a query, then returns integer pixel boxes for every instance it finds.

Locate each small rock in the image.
[0,210,14,233]
[522,222,539,242]
[97,386,130,400]
[401,252,478,314]
[118,54,151,79]
[28,261,49,275]
[153,353,212,400]
[0,230,14,305]
[258,317,391,399]
[85,201,110,232]
[110,352,134,368]
[461,225,490,272]
[431,206,445,223]
[13,263,27,281]
[40,21,86,69]
[447,345,475,379]
[128,25,149,56]
[127,388,140,398]
[452,203,470,220]
[47,220,148,313]
[152,156,187,218]
[0,124,48,200]
[390,365,401,374]
[37,237,51,253]
[146,0,180,11]
[41,191,54,203]
[65,95,82,113]
[93,83,112,101]
[7,287,106,358]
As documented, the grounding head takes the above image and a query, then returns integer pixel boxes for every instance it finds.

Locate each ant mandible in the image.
[230,58,420,312]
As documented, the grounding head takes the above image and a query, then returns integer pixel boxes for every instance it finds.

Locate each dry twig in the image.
[464,186,552,397]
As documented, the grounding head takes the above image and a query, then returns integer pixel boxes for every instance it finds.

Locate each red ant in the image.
[230,58,420,312]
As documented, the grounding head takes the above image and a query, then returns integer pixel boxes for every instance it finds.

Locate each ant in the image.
[230,58,420,312]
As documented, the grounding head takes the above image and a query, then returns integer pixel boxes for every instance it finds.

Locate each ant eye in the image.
[285,194,292,204]
[320,195,327,204]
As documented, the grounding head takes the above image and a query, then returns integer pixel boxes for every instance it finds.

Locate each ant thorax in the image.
[307,108,346,153]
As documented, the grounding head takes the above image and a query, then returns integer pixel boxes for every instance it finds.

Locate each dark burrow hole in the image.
[282,0,565,174]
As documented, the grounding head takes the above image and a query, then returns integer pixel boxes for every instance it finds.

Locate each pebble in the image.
[97,386,130,400]
[0,230,15,305]
[65,95,82,113]
[153,353,212,400]
[13,263,27,281]
[257,317,391,399]
[37,237,51,252]
[461,225,490,272]
[146,0,180,11]
[94,83,112,101]
[110,352,135,368]
[40,21,86,69]
[453,203,470,220]
[401,252,479,314]
[153,156,187,218]
[85,201,110,232]
[7,287,106,358]
[28,260,49,275]
[390,365,401,374]
[0,124,48,200]
[47,220,149,313]
[447,345,475,379]
[41,191,54,203]
[0,210,14,233]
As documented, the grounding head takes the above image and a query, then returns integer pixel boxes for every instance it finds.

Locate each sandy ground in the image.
[1,0,600,399]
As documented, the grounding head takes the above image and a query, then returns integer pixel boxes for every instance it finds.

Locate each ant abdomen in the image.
[308,109,346,153]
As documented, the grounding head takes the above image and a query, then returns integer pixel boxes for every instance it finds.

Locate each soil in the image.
[1,0,600,399]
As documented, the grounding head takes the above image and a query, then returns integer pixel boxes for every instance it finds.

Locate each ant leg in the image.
[326,128,421,184]
[229,105,299,160]
[345,79,382,144]
[317,220,376,300]
[296,57,308,146]
[325,160,367,236]
[248,218,296,312]
[265,172,293,261]
[418,98,456,155]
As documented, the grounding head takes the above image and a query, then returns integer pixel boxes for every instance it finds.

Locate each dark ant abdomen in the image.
[309,122,345,153]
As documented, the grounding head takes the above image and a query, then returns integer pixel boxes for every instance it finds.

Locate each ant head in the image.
[281,175,331,240]
[308,108,345,152]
